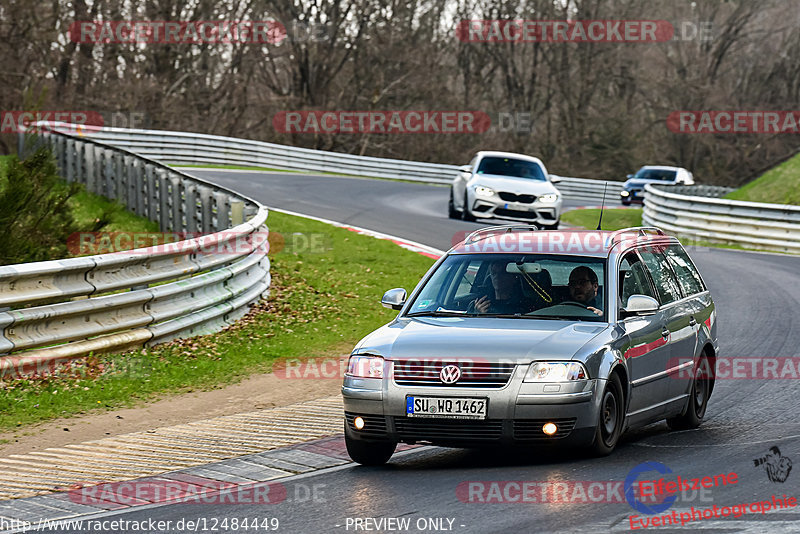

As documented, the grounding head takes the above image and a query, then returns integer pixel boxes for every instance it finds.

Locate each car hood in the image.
[624,178,672,189]
[470,174,557,195]
[355,317,607,362]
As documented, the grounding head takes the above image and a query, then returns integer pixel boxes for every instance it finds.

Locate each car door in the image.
[636,246,690,413]
[662,244,709,401]
[618,250,673,425]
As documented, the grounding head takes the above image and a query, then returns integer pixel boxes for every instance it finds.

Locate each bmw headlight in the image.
[620,191,630,197]
[474,186,495,197]
[538,193,558,203]
[346,354,384,378]
[524,362,587,382]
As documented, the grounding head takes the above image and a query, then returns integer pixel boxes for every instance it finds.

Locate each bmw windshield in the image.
[476,157,546,180]
[634,168,677,181]
[406,254,607,322]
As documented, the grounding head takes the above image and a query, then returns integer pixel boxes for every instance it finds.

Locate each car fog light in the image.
[354,416,365,430]
[542,422,557,435]
[620,191,630,197]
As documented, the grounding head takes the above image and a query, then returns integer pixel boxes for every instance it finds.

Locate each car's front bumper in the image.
[342,371,603,447]
[469,196,562,225]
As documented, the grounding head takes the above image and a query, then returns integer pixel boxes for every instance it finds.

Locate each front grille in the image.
[392,360,516,388]
[345,412,388,438]
[513,418,577,440]
[498,192,537,203]
[394,417,503,441]
[493,208,538,220]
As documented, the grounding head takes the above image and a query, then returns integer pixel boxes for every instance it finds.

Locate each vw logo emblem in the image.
[440,364,462,384]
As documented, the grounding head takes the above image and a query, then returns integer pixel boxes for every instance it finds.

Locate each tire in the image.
[448,189,460,219]
[621,200,631,206]
[461,196,476,222]
[344,422,396,466]
[588,373,624,456]
[667,355,710,430]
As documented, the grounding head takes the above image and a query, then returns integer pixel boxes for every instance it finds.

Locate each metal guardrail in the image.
[643,184,800,254]
[0,127,270,375]
[69,124,622,204]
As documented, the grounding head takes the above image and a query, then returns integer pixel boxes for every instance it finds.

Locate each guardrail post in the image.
[230,201,244,226]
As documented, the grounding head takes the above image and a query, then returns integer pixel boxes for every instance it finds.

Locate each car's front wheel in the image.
[667,355,710,430]
[461,196,476,222]
[344,423,397,466]
[448,189,460,219]
[589,373,624,456]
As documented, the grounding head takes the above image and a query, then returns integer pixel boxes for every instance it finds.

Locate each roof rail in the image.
[464,224,539,244]
[608,226,665,240]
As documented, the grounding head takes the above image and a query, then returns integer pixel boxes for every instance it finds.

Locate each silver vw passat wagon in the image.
[342,226,718,465]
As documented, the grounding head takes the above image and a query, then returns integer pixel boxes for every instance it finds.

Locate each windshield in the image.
[476,157,546,180]
[406,254,607,322]
[634,168,677,181]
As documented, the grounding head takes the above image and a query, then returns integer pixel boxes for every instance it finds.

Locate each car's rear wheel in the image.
[667,355,710,430]
[448,189,460,219]
[589,373,624,456]
[344,422,396,466]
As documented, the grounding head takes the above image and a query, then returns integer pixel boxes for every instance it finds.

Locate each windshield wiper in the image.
[523,314,588,321]
[406,310,473,317]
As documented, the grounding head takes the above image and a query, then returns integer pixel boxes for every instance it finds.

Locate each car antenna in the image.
[596,181,608,231]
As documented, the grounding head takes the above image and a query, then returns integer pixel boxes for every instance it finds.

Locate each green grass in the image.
[0,155,10,178]
[724,152,800,205]
[68,190,159,235]
[0,211,435,429]
[562,208,643,231]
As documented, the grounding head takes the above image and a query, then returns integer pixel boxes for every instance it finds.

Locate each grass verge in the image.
[562,208,643,231]
[0,211,435,429]
[724,152,800,205]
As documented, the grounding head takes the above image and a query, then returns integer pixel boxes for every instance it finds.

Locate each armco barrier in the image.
[643,184,800,254]
[66,124,621,204]
[0,127,269,373]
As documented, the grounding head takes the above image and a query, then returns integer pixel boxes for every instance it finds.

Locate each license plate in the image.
[406,396,487,419]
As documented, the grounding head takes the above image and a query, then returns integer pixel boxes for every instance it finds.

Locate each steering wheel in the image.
[559,301,590,309]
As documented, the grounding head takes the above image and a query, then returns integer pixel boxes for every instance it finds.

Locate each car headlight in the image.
[474,186,494,197]
[346,354,384,378]
[620,191,630,197]
[538,193,558,203]
[524,362,587,382]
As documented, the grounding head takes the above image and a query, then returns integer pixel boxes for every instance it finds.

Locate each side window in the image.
[453,260,482,300]
[638,248,683,305]
[664,245,705,295]
[619,251,657,304]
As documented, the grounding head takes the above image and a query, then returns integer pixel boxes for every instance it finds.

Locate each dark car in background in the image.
[620,166,694,205]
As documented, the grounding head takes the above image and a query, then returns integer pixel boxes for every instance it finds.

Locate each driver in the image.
[566,266,603,316]
[472,261,531,314]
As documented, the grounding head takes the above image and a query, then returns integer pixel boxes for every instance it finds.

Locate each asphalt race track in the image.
[41,169,800,533]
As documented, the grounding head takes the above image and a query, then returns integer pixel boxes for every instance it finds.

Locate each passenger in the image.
[566,266,603,316]
[471,261,531,314]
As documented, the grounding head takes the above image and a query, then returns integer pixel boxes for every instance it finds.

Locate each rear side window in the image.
[638,248,683,305]
[664,245,705,296]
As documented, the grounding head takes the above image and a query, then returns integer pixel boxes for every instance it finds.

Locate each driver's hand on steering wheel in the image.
[587,306,603,316]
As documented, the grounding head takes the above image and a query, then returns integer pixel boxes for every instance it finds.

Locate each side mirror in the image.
[548,174,562,184]
[626,174,634,179]
[381,288,407,310]
[621,294,659,318]
[459,165,472,173]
